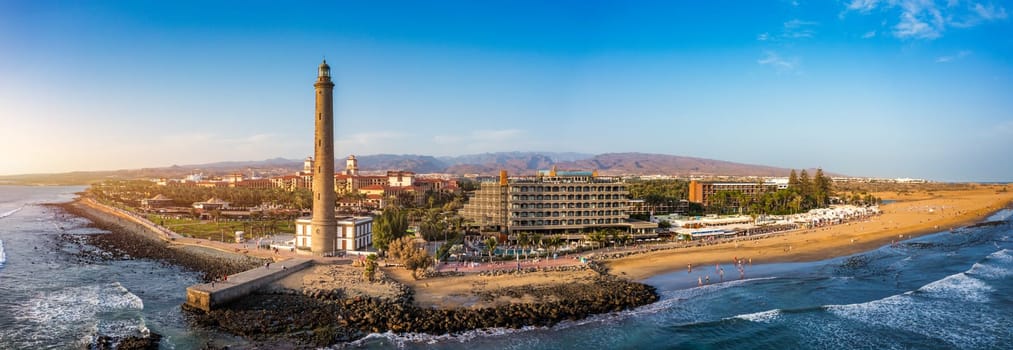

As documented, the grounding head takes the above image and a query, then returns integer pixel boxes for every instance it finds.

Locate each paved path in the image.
[189,258,313,292]
[186,258,313,311]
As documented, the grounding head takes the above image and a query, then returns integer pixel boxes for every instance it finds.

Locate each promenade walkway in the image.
[81,198,348,262]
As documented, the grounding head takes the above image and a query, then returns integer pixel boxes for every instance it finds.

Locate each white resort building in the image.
[295,216,374,252]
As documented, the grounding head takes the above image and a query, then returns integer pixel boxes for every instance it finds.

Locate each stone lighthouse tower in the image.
[311,60,337,255]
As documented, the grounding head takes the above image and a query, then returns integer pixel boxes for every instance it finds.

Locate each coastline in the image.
[55,198,265,282]
[49,185,1013,348]
[608,185,1013,281]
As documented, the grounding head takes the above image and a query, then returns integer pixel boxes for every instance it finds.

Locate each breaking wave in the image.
[14,282,147,347]
[729,309,782,323]
[0,206,23,220]
[825,249,1010,349]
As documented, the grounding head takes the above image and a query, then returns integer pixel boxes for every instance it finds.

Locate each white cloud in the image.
[935,50,972,62]
[894,0,946,39]
[757,51,798,72]
[760,20,818,42]
[845,0,1008,40]
[862,30,878,38]
[973,2,1008,20]
[783,19,819,38]
[848,0,881,12]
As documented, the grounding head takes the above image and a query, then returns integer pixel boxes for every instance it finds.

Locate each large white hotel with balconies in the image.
[460,168,657,235]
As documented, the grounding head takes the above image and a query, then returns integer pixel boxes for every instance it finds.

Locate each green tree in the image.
[814,168,832,208]
[545,235,563,257]
[484,236,499,263]
[587,230,607,249]
[373,207,408,254]
[516,232,531,259]
[388,236,432,273]
[363,254,378,282]
[798,169,813,209]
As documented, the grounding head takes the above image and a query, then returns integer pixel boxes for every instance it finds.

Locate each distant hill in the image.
[438,152,593,166]
[354,154,447,174]
[555,153,799,177]
[0,152,836,185]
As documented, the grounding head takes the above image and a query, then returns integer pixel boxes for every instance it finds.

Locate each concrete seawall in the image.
[186,258,313,312]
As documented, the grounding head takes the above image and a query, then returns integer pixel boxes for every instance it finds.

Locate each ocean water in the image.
[2,186,1011,349]
[352,209,1013,349]
[0,186,248,349]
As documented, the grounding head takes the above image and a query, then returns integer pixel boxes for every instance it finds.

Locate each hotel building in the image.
[460,169,657,235]
[687,180,788,206]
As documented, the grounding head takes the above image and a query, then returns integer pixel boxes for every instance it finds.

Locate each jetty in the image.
[185,258,313,312]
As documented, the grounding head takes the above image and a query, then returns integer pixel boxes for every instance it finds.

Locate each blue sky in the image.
[0,1,1011,181]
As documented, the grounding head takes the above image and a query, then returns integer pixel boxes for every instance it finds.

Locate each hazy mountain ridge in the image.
[554,153,798,177]
[0,152,832,185]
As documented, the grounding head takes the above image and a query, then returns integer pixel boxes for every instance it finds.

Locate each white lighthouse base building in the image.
[295,216,373,252]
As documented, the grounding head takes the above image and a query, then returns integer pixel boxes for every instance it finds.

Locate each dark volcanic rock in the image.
[184,274,658,348]
[54,202,264,282]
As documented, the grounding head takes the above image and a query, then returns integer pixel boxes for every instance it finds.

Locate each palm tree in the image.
[516,232,530,260]
[618,232,631,248]
[484,236,498,263]
[606,229,618,249]
[532,234,544,258]
[546,235,563,257]
[588,230,607,250]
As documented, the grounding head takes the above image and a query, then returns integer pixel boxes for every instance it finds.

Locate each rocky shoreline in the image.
[55,199,659,348]
[185,270,658,348]
[54,201,265,283]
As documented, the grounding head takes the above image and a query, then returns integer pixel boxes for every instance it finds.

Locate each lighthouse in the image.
[310,60,337,255]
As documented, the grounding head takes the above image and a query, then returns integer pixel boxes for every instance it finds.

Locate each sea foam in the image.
[730,309,782,323]
[341,326,545,348]
[0,239,6,266]
[15,281,146,344]
[0,206,23,220]
[825,251,1009,349]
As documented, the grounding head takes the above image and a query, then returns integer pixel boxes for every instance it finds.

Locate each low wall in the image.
[185,258,313,312]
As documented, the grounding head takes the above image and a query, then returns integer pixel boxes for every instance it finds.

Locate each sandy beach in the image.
[608,184,1013,280]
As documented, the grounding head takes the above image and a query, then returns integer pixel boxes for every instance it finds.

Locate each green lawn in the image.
[146,214,295,242]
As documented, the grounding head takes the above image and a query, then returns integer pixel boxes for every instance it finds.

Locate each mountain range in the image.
[0,152,836,185]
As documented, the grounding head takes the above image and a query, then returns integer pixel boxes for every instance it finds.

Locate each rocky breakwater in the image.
[184,268,658,347]
[55,201,265,282]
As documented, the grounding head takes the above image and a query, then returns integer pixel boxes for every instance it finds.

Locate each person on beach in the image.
[698,276,702,286]
[688,263,692,273]
[705,276,710,284]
